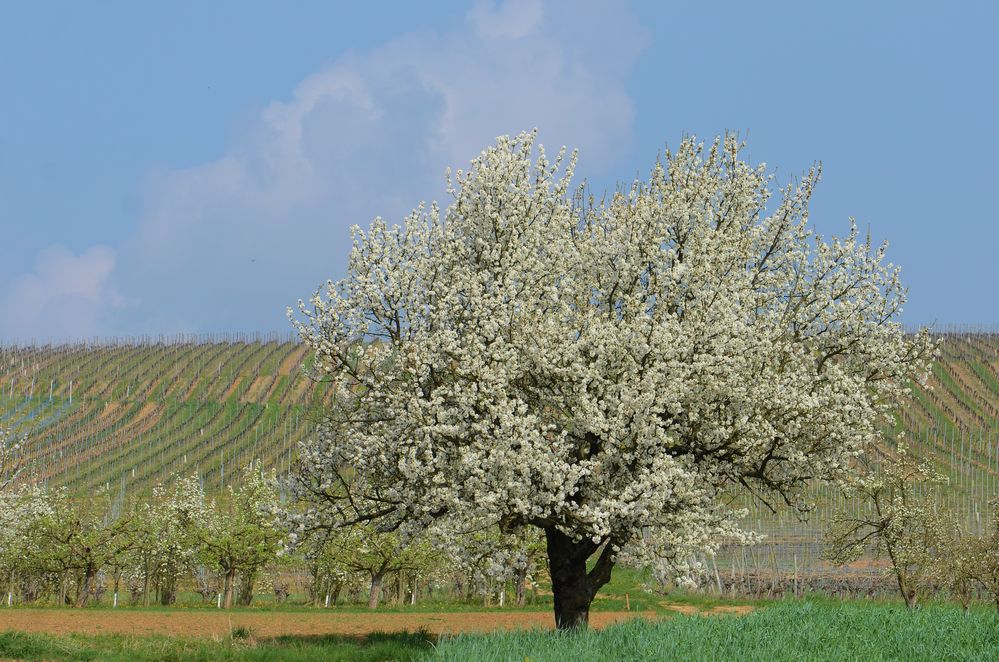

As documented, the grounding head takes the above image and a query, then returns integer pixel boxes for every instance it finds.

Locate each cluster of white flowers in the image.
[0,427,28,493]
[288,131,934,618]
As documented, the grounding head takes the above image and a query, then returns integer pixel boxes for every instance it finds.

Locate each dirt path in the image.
[0,605,752,639]
[0,608,730,638]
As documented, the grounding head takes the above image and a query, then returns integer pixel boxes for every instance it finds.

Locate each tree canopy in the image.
[289,131,934,629]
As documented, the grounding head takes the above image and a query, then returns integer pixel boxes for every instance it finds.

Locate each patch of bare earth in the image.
[658,603,753,616]
[0,602,753,637]
[0,608,732,638]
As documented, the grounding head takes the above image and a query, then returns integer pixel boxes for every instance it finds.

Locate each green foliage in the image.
[0,630,433,662]
[431,602,999,661]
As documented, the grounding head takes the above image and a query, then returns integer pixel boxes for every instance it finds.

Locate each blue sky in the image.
[1,0,996,341]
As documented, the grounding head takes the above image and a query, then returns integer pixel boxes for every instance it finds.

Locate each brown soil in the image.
[0,608,722,639]
[277,346,308,376]
[242,376,270,403]
[658,603,753,616]
[222,377,243,401]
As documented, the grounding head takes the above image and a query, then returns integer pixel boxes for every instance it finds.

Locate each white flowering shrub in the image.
[969,499,999,612]
[289,131,934,628]
[127,476,210,606]
[932,522,979,613]
[0,485,52,605]
[823,446,948,610]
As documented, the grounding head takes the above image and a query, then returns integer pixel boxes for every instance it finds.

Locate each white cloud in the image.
[7,0,648,338]
[0,245,124,341]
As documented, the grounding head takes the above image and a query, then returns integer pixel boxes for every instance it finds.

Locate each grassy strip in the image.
[6,601,997,661]
[431,601,999,662]
[0,630,433,662]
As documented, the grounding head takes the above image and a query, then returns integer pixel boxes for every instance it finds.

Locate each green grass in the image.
[430,601,999,662]
[0,630,433,662]
[6,601,997,661]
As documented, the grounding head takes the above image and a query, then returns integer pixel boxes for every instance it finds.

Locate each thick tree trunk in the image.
[160,577,176,606]
[368,572,384,609]
[222,568,236,609]
[76,565,97,608]
[236,571,255,606]
[545,528,616,631]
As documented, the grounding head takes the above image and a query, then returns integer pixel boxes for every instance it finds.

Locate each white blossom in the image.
[288,131,934,628]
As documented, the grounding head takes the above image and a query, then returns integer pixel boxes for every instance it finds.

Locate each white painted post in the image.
[217,592,222,609]
[325,594,330,608]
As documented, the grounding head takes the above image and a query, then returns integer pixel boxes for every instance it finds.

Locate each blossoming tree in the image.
[290,131,934,629]
[823,447,947,610]
[196,465,285,609]
[0,428,27,493]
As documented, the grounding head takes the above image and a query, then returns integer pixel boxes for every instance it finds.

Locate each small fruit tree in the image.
[824,448,948,610]
[289,131,934,629]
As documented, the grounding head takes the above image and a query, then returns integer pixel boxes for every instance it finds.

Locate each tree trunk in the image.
[368,572,385,609]
[76,565,97,608]
[113,570,121,609]
[894,570,916,611]
[160,576,176,606]
[515,567,528,606]
[222,567,236,609]
[142,561,150,607]
[236,570,256,606]
[545,527,616,631]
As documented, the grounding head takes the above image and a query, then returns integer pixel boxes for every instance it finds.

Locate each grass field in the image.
[2,600,997,661]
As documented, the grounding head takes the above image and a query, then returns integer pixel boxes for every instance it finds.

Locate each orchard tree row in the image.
[1,429,547,609]
[0,457,282,608]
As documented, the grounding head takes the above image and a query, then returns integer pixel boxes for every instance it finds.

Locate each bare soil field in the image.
[0,605,749,638]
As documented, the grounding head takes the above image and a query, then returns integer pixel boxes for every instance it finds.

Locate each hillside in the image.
[0,334,327,495]
[2,330,998,499]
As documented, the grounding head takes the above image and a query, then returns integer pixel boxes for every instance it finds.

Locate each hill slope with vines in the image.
[2,330,997,498]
